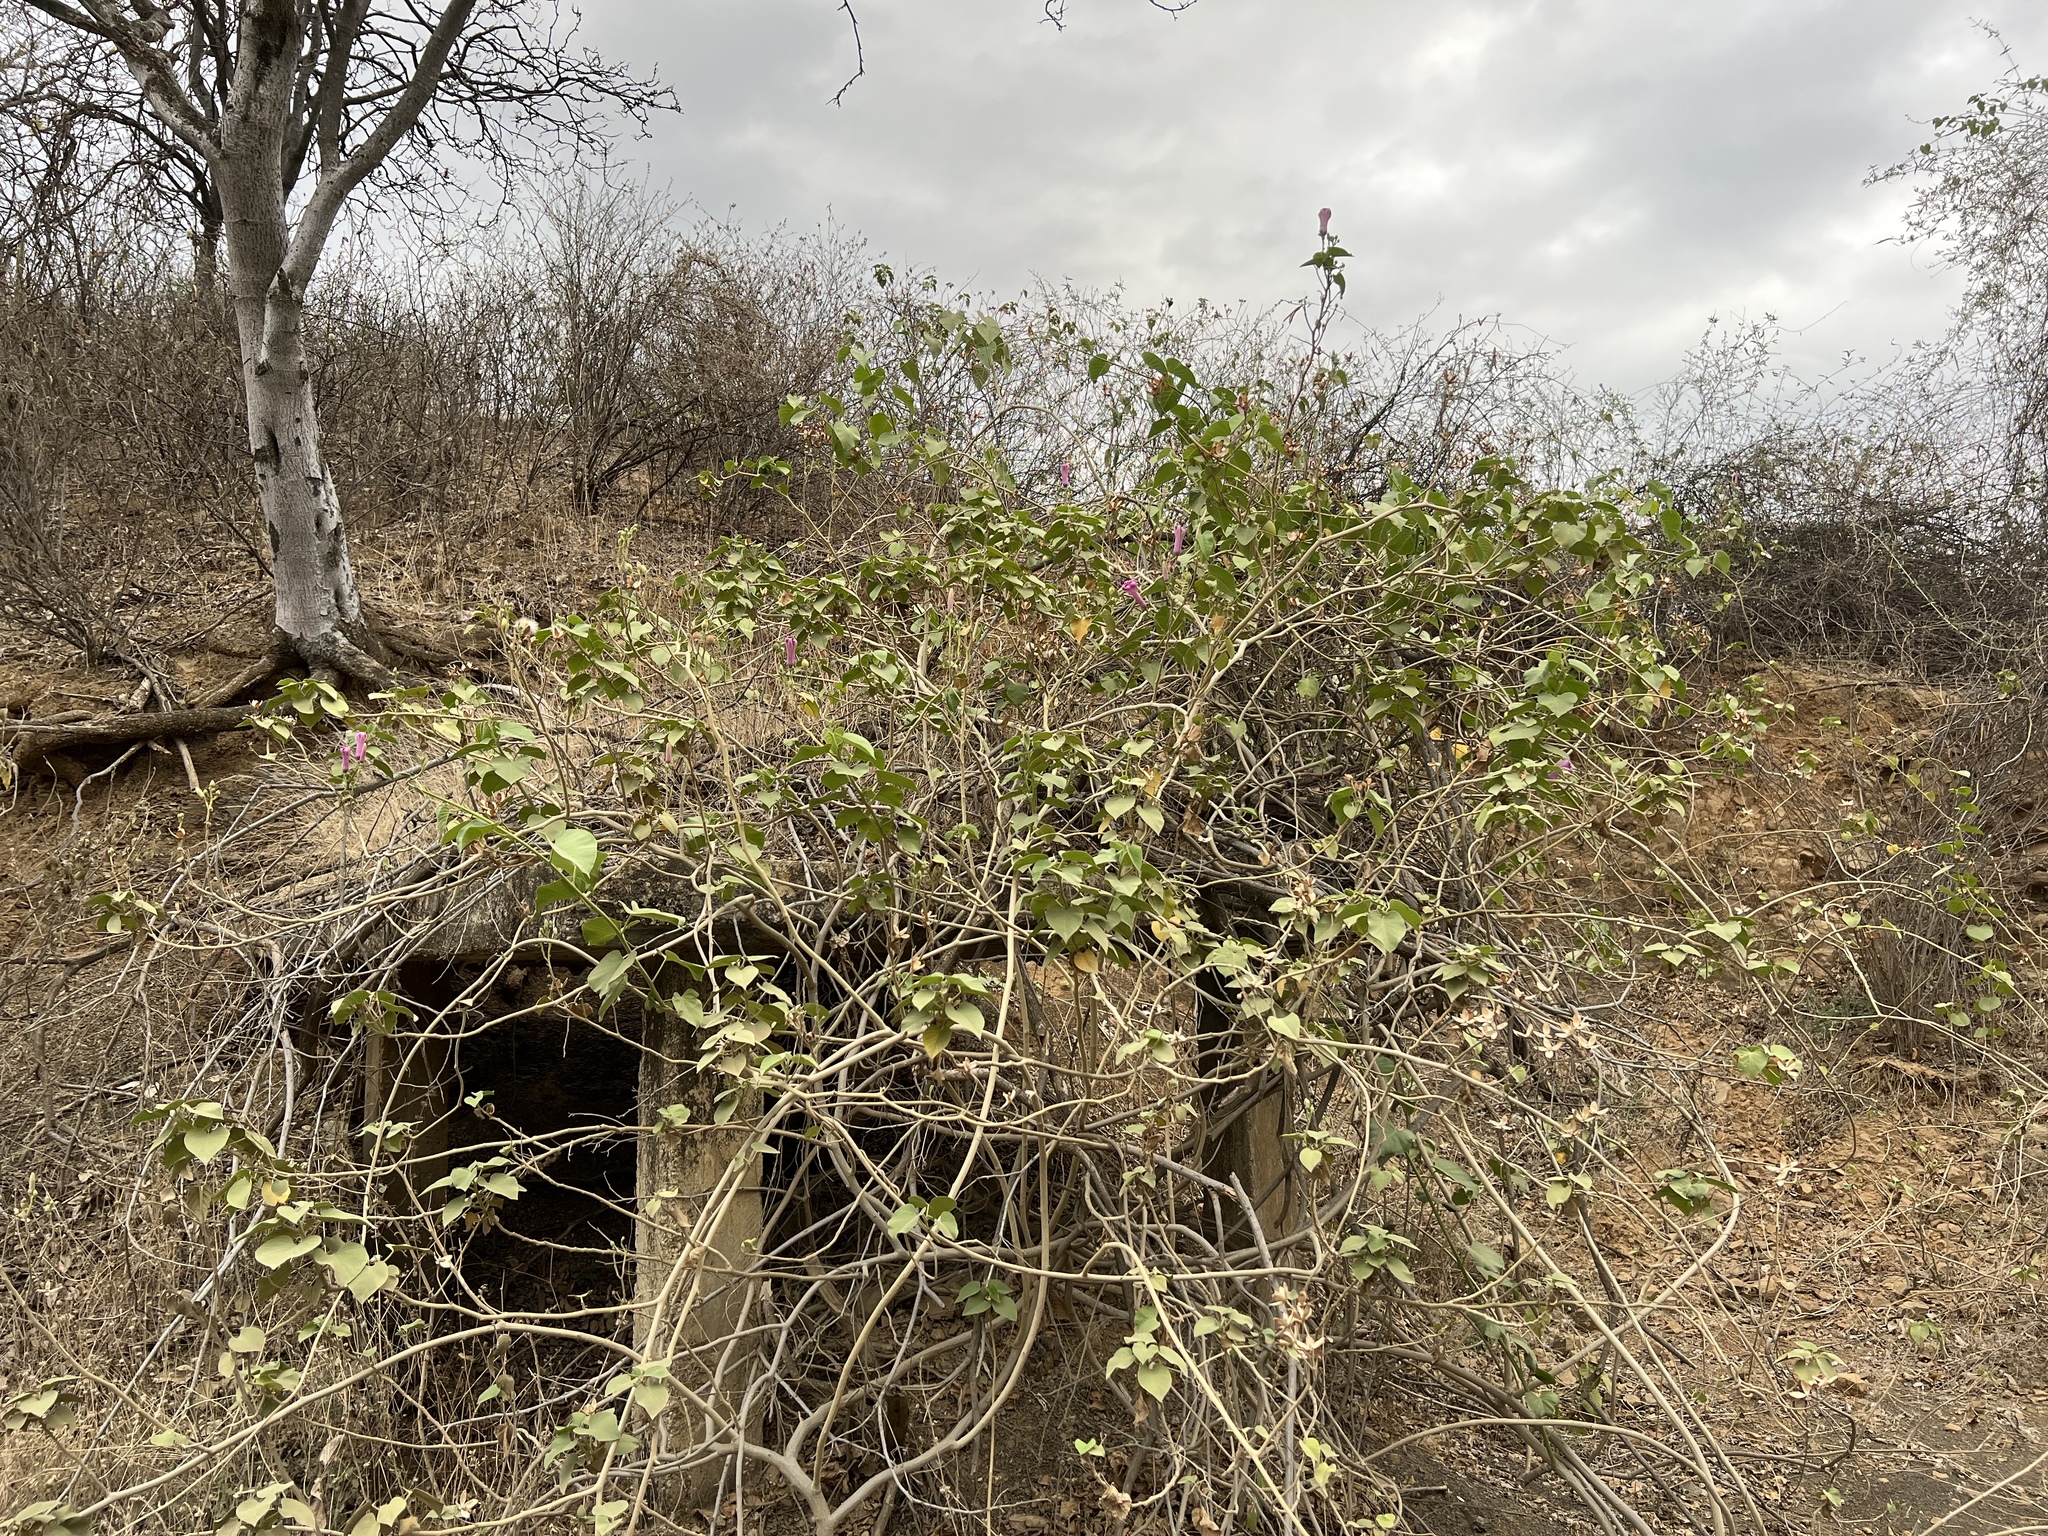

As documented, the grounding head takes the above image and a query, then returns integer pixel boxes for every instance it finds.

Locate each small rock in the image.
[1882,1275,1912,1298]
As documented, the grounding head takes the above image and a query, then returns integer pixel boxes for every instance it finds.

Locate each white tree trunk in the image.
[220,155,388,684]
[239,294,386,679]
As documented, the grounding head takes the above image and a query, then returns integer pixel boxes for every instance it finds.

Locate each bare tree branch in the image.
[830,0,864,107]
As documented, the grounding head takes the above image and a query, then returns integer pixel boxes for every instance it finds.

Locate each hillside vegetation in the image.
[7,91,2048,1536]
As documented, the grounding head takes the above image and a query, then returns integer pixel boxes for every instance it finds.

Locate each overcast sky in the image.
[581,2,2048,394]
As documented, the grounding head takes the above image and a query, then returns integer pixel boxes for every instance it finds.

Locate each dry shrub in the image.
[1713,497,2048,677]
[0,288,134,665]
[1923,689,2048,854]
[1860,876,1974,1060]
[305,198,863,550]
[1839,690,2045,1063]
[1634,319,2048,679]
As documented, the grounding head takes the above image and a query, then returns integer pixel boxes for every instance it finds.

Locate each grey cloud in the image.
[581,0,2048,391]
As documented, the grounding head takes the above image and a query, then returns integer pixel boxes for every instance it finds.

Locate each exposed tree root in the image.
[360,602,501,668]
[2,705,258,771]
[2,613,506,779]
[194,645,290,709]
[297,628,398,692]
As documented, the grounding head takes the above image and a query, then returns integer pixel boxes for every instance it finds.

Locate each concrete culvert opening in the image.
[391,956,642,1321]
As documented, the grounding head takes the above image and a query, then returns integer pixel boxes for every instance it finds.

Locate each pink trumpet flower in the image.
[783,633,798,667]
[1318,207,1332,238]
[1119,577,1146,607]
[1172,522,1186,557]
[1059,459,1073,489]
[340,730,368,769]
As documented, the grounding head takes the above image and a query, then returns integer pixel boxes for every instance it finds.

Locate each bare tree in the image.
[18,0,669,684]
[1877,49,2048,527]
[0,19,210,297]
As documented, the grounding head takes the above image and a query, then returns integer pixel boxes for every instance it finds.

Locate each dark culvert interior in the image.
[396,958,642,1321]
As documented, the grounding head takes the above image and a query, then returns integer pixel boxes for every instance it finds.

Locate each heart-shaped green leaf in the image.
[548,824,602,882]
[254,1231,323,1269]
[184,1122,231,1165]
[1363,910,1408,955]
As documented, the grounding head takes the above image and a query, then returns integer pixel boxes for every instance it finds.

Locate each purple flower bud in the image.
[1556,755,1574,775]
[783,633,798,667]
[1172,522,1186,557]
[1059,459,1073,489]
[1318,207,1332,238]
[340,730,367,769]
